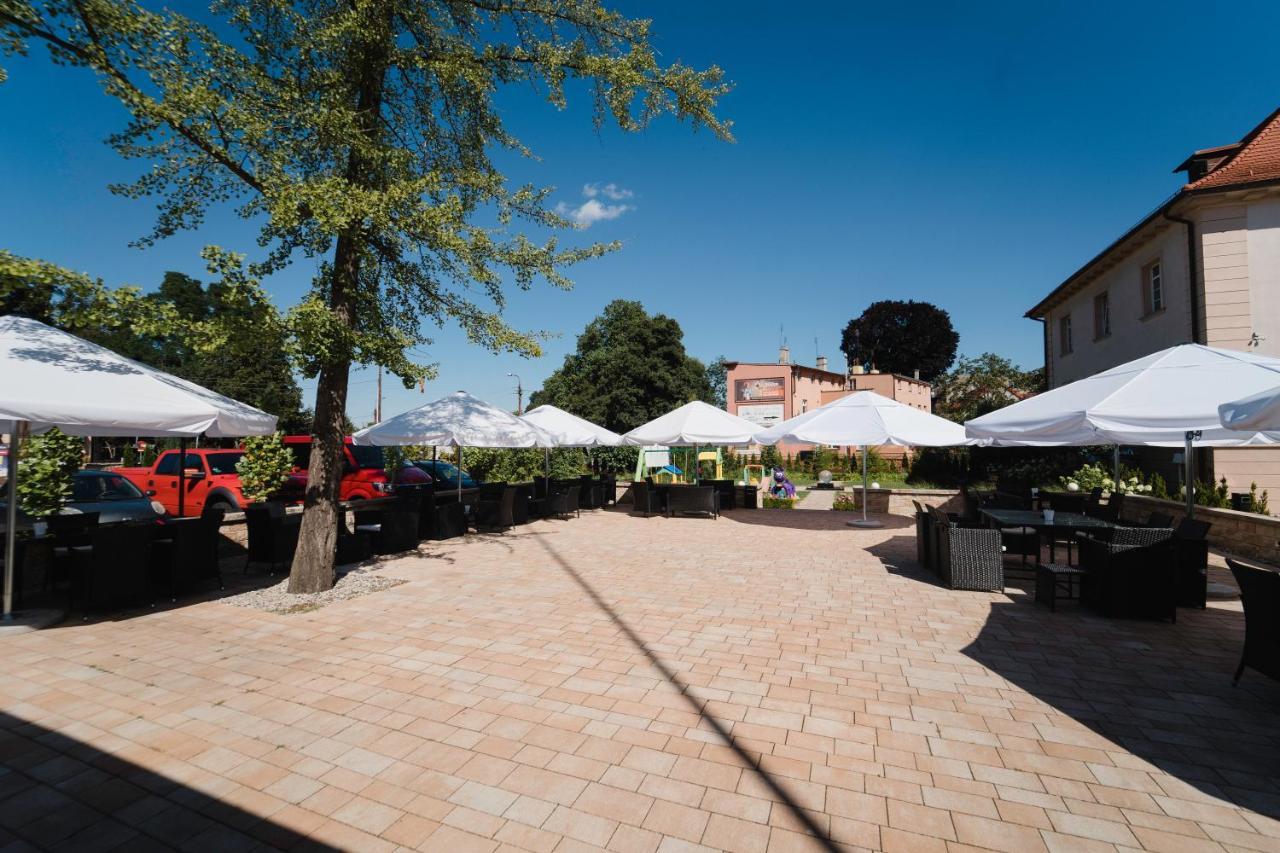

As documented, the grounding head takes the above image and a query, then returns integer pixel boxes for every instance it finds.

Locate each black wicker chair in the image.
[475,485,517,531]
[152,510,225,600]
[1146,512,1174,529]
[551,480,581,518]
[1049,492,1086,514]
[1226,558,1280,685]
[354,506,421,554]
[600,475,617,506]
[577,476,600,510]
[71,522,153,614]
[666,486,719,519]
[1077,526,1176,621]
[912,501,932,570]
[244,503,299,574]
[512,484,532,524]
[707,480,736,511]
[630,481,663,517]
[929,506,1003,591]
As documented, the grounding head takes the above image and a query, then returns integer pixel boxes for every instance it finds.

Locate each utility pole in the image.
[507,372,523,415]
[375,366,383,423]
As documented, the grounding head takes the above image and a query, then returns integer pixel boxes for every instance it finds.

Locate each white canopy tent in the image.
[520,405,622,447]
[965,344,1280,516]
[622,401,761,484]
[623,401,760,447]
[520,404,623,477]
[1220,384,1280,434]
[754,390,969,527]
[1,315,278,618]
[352,391,554,500]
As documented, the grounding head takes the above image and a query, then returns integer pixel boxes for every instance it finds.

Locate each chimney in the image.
[913,369,920,380]
[778,345,790,364]
[816,355,828,372]
[850,364,865,376]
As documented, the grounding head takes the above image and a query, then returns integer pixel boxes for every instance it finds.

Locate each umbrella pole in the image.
[544,447,550,477]
[1184,430,1199,519]
[846,444,884,529]
[178,437,189,518]
[1113,445,1120,486]
[458,446,463,504]
[3,426,21,620]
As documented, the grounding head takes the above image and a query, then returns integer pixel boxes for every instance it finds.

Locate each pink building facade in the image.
[724,351,933,459]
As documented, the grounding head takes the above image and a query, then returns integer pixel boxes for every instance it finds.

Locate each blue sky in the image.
[4,1,1280,424]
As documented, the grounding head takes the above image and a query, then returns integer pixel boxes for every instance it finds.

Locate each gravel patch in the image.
[222,564,407,614]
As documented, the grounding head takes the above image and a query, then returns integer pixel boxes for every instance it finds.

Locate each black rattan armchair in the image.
[244,503,299,574]
[1174,518,1211,608]
[71,522,153,614]
[928,506,1003,591]
[475,485,517,531]
[1226,558,1280,685]
[666,485,719,518]
[630,481,662,517]
[1077,526,1176,621]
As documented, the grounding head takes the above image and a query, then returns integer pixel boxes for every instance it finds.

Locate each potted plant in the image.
[236,433,295,506]
[17,428,83,535]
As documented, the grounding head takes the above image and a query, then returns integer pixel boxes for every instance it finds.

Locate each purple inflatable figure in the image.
[769,468,796,499]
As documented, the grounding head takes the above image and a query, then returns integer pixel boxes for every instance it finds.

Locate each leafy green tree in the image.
[0,250,308,431]
[530,300,714,433]
[840,300,958,381]
[2,1,731,592]
[17,428,83,518]
[932,352,1044,423]
[706,356,728,408]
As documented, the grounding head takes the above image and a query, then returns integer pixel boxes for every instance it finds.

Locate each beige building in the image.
[724,348,932,459]
[1028,106,1280,496]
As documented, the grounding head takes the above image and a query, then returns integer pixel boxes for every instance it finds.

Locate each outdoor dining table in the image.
[979,508,1116,565]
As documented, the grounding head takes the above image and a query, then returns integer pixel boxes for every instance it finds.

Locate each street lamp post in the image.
[507,372,523,415]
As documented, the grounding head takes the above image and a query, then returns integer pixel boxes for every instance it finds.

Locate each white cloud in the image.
[558,182,635,227]
[583,182,634,201]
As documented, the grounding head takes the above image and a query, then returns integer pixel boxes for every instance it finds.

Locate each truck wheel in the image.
[207,499,235,513]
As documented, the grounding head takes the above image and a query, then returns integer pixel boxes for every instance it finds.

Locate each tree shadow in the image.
[532,534,841,853]
[0,710,340,851]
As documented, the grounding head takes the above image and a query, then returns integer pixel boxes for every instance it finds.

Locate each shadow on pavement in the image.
[0,710,341,851]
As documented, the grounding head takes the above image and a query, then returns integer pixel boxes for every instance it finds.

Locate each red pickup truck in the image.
[117,437,427,517]
[116,448,250,517]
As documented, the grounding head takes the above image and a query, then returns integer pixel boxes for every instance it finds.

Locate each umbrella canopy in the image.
[753,391,968,447]
[622,401,761,447]
[965,344,1280,447]
[352,391,554,448]
[520,405,622,447]
[0,315,278,438]
[1220,384,1280,434]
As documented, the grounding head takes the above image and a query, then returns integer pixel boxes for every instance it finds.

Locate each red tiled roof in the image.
[1187,106,1280,190]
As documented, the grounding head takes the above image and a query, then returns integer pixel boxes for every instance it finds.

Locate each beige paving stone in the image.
[0,510,1272,853]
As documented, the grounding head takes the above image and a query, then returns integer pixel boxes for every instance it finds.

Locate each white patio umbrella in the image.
[622,401,760,484]
[1220,384,1280,434]
[965,343,1280,516]
[754,391,968,528]
[0,315,278,618]
[352,391,554,502]
[520,404,623,477]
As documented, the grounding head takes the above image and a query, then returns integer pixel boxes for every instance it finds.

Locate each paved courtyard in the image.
[1,507,1278,852]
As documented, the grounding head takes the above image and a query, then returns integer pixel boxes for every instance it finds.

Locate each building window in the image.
[1059,314,1073,355]
[1093,292,1110,339]
[1142,260,1164,315]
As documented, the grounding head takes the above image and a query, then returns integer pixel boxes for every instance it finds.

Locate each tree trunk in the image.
[286,7,392,593]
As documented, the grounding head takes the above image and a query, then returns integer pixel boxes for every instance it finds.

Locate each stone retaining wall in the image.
[1119,494,1279,567]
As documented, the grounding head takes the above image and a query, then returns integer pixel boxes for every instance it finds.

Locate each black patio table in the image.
[979,508,1116,565]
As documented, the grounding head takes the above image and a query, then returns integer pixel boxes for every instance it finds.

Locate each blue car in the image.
[411,460,478,489]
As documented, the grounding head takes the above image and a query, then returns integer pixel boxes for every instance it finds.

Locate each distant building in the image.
[1027,105,1280,496]
[724,347,932,459]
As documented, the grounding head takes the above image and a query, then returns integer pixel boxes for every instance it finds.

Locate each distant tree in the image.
[530,300,714,433]
[840,300,958,381]
[932,352,1043,422]
[706,356,729,408]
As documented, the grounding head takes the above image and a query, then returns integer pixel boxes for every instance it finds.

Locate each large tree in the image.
[931,352,1045,423]
[2,1,731,592]
[840,300,959,381]
[530,299,714,433]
